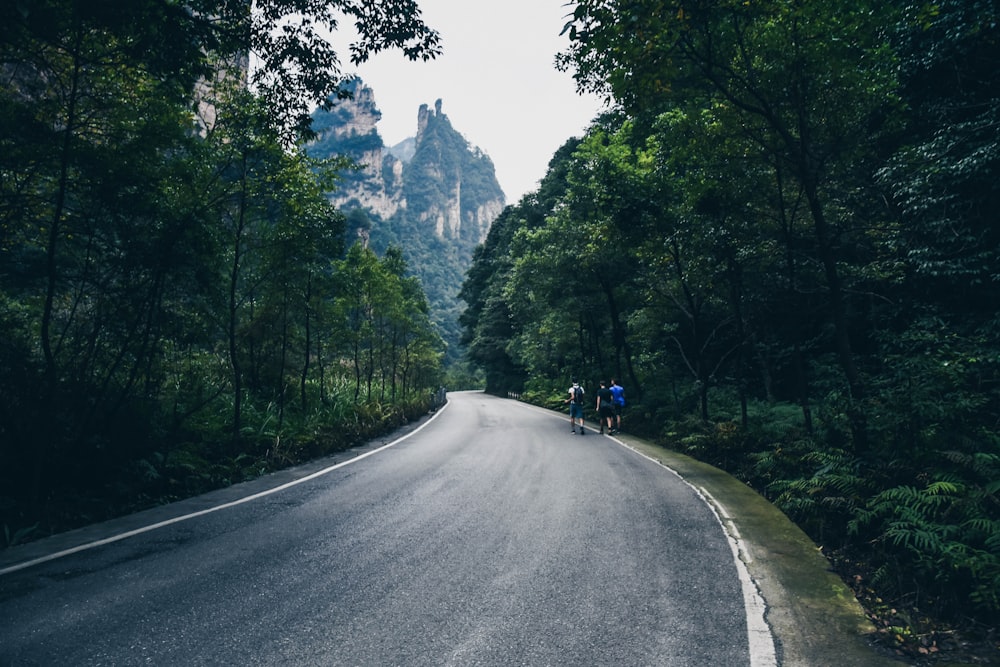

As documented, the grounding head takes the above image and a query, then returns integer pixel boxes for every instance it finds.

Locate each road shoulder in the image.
[615,434,904,666]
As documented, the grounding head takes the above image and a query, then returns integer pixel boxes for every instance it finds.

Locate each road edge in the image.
[613,433,903,666]
[0,403,450,576]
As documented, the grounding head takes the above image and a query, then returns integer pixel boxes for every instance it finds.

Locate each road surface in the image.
[0,391,774,665]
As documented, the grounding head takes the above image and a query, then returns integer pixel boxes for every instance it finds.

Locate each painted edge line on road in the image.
[696,484,779,667]
[507,397,778,665]
[0,401,452,577]
[606,435,779,667]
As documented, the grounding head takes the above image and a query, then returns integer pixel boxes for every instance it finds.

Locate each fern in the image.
[850,453,1000,619]
[3,522,39,548]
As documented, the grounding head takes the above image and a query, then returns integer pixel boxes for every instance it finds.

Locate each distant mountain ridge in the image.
[387,136,416,163]
[306,80,506,363]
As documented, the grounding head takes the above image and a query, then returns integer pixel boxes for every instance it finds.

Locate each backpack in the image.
[572,385,584,405]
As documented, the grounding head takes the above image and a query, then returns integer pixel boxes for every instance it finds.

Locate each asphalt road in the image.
[0,391,773,666]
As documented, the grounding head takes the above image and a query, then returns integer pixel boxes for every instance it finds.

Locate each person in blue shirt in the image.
[609,378,625,434]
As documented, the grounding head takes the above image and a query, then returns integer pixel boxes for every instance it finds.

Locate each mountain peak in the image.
[306,81,506,362]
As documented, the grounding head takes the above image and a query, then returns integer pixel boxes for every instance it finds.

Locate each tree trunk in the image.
[598,277,642,400]
[300,273,313,410]
[801,175,867,450]
[37,26,84,506]
[725,255,749,428]
[228,156,248,449]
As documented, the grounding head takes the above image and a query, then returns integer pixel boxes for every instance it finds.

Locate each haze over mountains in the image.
[306,80,506,363]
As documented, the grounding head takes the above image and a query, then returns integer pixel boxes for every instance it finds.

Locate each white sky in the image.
[339,0,607,204]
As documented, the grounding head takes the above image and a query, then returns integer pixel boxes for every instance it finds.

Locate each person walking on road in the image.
[596,380,615,435]
[610,378,625,434]
[566,379,586,434]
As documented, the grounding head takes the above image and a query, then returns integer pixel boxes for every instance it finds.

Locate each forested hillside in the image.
[306,86,505,366]
[461,0,1000,657]
[0,1,443,545]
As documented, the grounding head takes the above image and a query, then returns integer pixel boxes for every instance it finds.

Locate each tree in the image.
[459,140,586,395]
[333,243,441,403]
[559,0,902,449]
[0,0,214,503]
[243,0,441,138]
[559,118,654,399]
[879,0,1000,316]
[0,0,442,531]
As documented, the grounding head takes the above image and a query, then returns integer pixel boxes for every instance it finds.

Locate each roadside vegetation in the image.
[461,1,999,662]
[0,1,444,545]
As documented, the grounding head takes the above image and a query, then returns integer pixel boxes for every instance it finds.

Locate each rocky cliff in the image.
[306,80,506,362]
[307,83,404,221]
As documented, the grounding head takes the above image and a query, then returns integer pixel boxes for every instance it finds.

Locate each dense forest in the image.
[461,0,1000,655]
[0,1,445,544]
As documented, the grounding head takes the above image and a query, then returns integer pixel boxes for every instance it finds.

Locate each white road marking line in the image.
[0,401,451,576]
[512,396,778,665]
[698,486,779,667]
[602,433,779,667]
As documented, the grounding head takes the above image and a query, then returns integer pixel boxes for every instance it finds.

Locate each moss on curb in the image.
[617,434,904,666]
